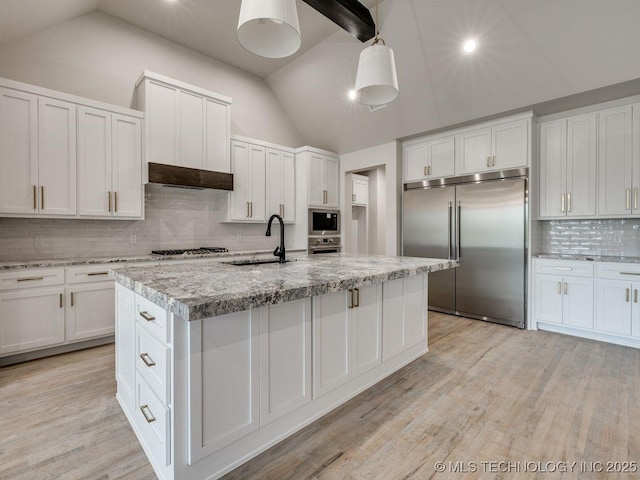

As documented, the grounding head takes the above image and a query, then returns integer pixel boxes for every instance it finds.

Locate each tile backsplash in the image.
[0,184,296,261]
[540,219,640,257]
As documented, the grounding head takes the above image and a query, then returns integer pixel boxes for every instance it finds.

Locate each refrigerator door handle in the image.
[456,200,462,259]
[448,201,453,259]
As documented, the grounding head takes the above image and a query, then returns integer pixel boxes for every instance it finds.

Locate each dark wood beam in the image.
[302,0,375,43]
[148,162,234,191]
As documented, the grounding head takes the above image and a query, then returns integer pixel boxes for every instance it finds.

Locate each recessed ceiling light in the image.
[348,89,357,101]
[463,39,477,54]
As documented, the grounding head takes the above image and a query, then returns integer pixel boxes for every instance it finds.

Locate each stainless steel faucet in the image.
[265,214,286,263]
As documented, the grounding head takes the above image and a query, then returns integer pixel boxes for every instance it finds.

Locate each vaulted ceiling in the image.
[1,0,640,154]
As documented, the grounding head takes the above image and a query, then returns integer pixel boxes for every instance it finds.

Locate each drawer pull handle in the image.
[635,289,638,304]
[70,292,74,307]
[557,282,561,294]
[114,192,118,213]
[626,288,630,302]
[553,267,572,271]
[17,276,45,282]
[354,287,360,307]
[139,311,156,322]
[41,186,44,210]
[626,188,631,210]
[560,193,565,213]
[140,405,156,423]
[564,282,568,295]
[33,185,37,210]
[140,353,156,367]
[59,293,63,308]
[348,289,354,309]
[620,272,640,276]
[108,191,112,212]
[87,272,109,276]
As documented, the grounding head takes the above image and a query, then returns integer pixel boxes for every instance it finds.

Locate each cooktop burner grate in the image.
[151,247,229,256]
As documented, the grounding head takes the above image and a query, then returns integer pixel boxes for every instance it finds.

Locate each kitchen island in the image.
[111,253,456,480]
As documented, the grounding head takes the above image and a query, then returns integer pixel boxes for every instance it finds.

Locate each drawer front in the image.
[135,294,169,344]
[65,264,120,284]
[535,259,594,277]
[136,326,170,404]
[596,262,640,280]
[135,374,170,468]
[0,268,64,291]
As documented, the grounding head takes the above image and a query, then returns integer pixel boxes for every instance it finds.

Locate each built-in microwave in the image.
[308,209,340,236]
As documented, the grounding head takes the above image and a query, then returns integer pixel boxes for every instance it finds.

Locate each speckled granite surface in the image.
[111,254,458,321]
[534,253,640,264]
[0,249,307,270]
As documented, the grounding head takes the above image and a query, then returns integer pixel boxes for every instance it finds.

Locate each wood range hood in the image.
[148,162,234,191]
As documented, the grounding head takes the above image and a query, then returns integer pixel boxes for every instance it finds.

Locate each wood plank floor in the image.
[2,313,639,479]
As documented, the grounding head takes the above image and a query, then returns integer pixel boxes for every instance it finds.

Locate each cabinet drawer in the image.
[535,259,594,277]
[135,294,169,344]
[136,325,171,404]
[596,262,640,280]
[0,268,64,291]
[65,264,120,284]
[135,374,170,468]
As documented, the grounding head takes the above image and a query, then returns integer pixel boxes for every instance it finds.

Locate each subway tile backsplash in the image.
[540,219,640,257]
[0,184,293,261]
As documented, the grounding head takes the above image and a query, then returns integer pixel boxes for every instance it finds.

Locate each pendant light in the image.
[237,0,301,59]
[354,0,398,106]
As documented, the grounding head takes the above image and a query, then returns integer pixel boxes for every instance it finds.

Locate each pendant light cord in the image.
[372,0,386,45]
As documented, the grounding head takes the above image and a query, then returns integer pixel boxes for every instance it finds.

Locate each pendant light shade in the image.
[237,0,301,59]
[354,42,399,105]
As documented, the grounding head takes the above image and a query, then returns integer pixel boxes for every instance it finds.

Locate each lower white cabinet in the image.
[595,280,635,336]
[116,284,136,412]
[66,281,115,341]
[534,274,594,329]
[351,284,382,376]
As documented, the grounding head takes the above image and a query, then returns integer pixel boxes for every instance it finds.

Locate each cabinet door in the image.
[266,149,283,218]
[633,105,640,215]
[428,136,455,178]
[539,120,567,218]
[112,115,143,218]
[352,178,368,205]
[115,284,136,411]
[455,127,491,175]
[563,277,594,329]
[249,144,266,221]
[205,98,230,173]
[324,156,340,208]
[307,153,325,206]
[534,274,564,324]
[259,299,311,425]
[597,105,633,216]
[595,280,631,335]
[0,88,38,215]
[313,290,350,398]
[230,141,251,220]
[0,287,65,356]
[491,120,528,170]
[66,282,115,341]
[179,90,205,169]
[566,113,597,217]
[78,106,112,217]
[403,142,428,182]
[281,152,295,222]
[351,285,382,377]
[38,98,76,215]
[146,81,178,165]
[632,283,640,338]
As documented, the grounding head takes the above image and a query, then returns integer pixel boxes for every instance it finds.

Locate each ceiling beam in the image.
[302,0,375,43]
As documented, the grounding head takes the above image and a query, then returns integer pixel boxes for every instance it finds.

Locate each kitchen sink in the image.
[222,258,296,266]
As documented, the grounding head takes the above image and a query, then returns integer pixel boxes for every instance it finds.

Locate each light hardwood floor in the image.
[1,313,639,479]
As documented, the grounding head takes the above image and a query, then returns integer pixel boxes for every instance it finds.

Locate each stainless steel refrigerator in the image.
[402,168,527,328]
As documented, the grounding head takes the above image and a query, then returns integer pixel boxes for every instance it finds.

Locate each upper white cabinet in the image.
[136,71,231,173]
[597,104,636,216]
[307,153,339,208]
[0,77,144,220]
[78,107,143,219]
[403,136,455,182]
[229,139,266,222]
[266,147,295,222]
[455,117,530,175]
[351,174,368,206]
[539,113,597,218]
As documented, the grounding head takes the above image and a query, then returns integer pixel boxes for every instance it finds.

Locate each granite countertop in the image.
[534,253,640,264]
[0,249,307,270]
[110,253,458,321]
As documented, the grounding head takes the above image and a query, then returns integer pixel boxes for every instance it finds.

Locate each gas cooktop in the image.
[151,247,229,256]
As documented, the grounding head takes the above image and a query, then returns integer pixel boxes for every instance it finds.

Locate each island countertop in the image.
[110,253,457,321]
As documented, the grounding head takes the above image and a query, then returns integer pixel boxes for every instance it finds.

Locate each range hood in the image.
[148,162,233,191]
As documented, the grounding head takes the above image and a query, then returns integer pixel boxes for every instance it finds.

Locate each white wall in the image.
[0,11,303,147]
[340,142,399,256]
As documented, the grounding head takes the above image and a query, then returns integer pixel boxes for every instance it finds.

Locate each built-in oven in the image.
[309,209,340,236]
[308,236,341,254]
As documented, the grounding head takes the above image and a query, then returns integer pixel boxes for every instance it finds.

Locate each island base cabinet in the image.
[115,284,136,412]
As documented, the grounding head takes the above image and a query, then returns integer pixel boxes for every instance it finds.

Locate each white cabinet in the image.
[595,280,634,336]
[455,118,529,175]
[597,105,636,216]
[229,139,266,222]
[66,281,116,342]
[0,89,76,216]
[382,274,428,361]
[136,71,231,173]
[78,107,143,218]
[351,174,368,206]
[539,114,597,218]
[403,136,455,182]
[266,147,295,222]
[116,283,136,412]
[350,284,382,377]
[308,153,339,208]
[534,274,594,329]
